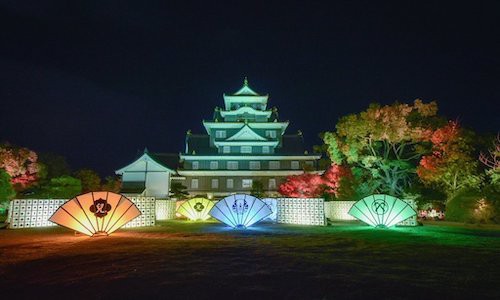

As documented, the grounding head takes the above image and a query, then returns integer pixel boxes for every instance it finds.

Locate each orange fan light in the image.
[49,191,141,236]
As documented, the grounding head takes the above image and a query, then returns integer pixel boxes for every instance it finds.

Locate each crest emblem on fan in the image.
[209,194,272,228]
[90,198,112,217]
[177,198,214,221]
[49,191,141,236]
[348,194,417,228]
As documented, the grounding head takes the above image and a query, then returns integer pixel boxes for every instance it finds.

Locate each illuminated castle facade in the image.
[116,79,320,198]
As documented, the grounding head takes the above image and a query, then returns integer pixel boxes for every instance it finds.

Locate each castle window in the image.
[226,179,234,189]
[192,161,199,170]
[262,146,270,154]
[227,161,239,170]
[269,161,280,170]
[223,146,230,153]
[211,179,219,188]
[191,179,199,189]
[210,161,219,170]
[268,178,276,189]
[215,130,226,138]
[242,179,253,188]
[249,161,261,170]
[241,146,252,153]
[265,130,277,138]
[291,161,300,169]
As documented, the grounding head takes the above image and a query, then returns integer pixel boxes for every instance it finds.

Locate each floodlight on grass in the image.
[177,197,214,221]
[49,191,141,236]
[348,194,416,228]
[209,194,272,228]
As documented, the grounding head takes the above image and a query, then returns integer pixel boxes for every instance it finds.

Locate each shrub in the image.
[446,189,497,223]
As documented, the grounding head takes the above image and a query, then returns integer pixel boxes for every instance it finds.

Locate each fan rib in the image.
[224,196,239,227]
[362,197,379,226]
[102,196,122,233]
[387,202,414,227]
[212,205,236,227]
[74,196,98,234]
[107,202,135,235]
[60,206,95,236]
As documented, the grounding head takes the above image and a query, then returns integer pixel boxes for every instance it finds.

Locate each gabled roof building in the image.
[116,79,321,199]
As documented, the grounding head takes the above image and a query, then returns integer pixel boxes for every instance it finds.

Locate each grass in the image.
[0,221,499,299]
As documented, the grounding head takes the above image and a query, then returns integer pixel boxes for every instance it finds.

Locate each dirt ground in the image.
[1,221,499,299]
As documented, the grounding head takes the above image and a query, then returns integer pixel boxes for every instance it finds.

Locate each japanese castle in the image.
[116,79,321,199]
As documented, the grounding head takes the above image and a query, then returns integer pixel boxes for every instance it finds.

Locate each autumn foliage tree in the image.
[323,100,440,197]
[0,143,41,189]
[417,121,481,200]
[278,164,352,199]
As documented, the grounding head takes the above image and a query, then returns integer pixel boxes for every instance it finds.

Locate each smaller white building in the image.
[115,150,177,198]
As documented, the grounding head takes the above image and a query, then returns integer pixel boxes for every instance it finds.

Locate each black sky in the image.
[1,1,499,176]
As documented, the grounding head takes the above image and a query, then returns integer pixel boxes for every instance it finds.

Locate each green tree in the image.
[38,153,71,179]
[0,169,16,207]
[324,100,442,197]
[101,176,121,193]
[34,176,82,199]
[74,169,101,192]
[170,182,188,199]
[313,133,332,171]
[251,180,265,198]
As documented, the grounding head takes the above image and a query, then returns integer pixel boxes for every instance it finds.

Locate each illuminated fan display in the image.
[49,191,141,236]
[209,194,272,228]
[348,194,417,228]
[177,197,214,221]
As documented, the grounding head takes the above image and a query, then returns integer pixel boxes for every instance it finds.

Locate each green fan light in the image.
[348,194,417,228]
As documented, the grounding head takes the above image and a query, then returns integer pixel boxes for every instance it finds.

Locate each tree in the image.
[278,164,353,199]
[251,180,265,198]
[74,169,101,193]
[101,176,121,193]
[480,134,500,184]
[323,99,441,197]
[417,121,482,200]
[38,153,71,179]
[278,172,323,198]
[170,182,188,199]
[33,176,82,199]
[0,169,16,207]
[313,133,332,171]
[0,143,41,188]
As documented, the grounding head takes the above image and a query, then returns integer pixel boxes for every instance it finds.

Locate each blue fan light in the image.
[209,194,272,228]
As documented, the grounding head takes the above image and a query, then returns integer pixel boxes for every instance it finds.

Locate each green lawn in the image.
[1,221,499,299]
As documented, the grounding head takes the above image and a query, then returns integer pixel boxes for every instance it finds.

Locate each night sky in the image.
[1,1,499,176]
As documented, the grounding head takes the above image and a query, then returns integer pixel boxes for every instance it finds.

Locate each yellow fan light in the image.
[49,191,141,236]
[177,197,214,221]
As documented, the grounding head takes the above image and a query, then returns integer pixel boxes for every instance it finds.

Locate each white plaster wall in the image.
[145,172,170,198]
[123,172,146,182]
[155,199,176,220]
[275,198,326,226]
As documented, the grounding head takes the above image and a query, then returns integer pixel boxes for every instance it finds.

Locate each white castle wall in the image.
[123,196,156,228]
[276,198,326,226]
[7,199,66,229]
[155,199,177,220]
